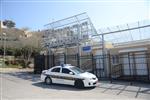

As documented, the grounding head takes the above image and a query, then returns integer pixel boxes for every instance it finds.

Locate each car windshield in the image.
[70,66,85,74]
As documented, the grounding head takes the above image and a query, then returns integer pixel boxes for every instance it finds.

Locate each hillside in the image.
[0,28,44,48]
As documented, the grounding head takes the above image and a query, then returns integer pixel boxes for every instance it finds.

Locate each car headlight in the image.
[42,71,46,74]
[90,78,97,80]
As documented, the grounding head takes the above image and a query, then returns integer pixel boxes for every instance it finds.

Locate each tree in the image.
[18,31,42,68]
[3,20,16,28]
[0,27,43,68]
[20,46,41,68]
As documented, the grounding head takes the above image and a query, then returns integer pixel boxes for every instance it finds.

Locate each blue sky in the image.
[1,0,150,31]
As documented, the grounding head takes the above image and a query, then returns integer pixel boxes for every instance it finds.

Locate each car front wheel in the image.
[74,79,84,89]
[45,77,52,85]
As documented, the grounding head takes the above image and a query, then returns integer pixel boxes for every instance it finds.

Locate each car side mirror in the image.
[69,72,74,75]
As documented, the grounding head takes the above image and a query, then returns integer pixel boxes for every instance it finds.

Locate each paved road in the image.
[0,69,150,100]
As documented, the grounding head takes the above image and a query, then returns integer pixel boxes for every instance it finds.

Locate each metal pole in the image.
[64,46,67,64]
[48,48,51,69]
[75,16,81,68]
[108,51,112,83]
[127,24,133,41]
[128,52,132,85]
[3,33,6,67]
[77,53,80,68]
[91,53,94,74]
[101,34,106,77]
[0,22,2,100]
[146,52,150,81]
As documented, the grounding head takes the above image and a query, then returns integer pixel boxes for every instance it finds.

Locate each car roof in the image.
[52,64,74,69]
[62,64,74,68]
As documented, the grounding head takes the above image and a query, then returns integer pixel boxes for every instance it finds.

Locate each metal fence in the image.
[111,52,150,82]
[34,52,150,82]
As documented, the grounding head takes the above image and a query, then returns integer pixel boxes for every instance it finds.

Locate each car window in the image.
[62,68,72,74]
[51,68,60,72]
[70,66,84,74]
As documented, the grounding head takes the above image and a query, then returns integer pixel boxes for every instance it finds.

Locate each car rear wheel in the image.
[45,77,52,85]
[74,80,84,89]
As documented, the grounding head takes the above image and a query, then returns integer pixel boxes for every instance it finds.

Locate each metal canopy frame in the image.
[43,12,100,49]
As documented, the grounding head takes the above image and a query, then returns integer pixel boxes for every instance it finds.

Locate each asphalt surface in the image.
[0,69,150,100]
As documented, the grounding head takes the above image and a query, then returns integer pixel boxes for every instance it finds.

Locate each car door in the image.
[50,67,62,84]
[60,68,76,85]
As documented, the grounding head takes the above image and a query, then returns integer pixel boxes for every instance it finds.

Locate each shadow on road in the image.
[97,81,150,98]
[4,71,40,82]
[4,71,95,91]
[32,82,95,91]
[4,71,150,96]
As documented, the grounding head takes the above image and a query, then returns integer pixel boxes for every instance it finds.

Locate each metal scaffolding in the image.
[43,12,99,50]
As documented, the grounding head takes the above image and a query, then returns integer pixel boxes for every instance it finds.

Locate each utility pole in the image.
[3,33,6,67]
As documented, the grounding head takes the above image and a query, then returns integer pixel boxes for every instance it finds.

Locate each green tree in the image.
[3,20,16,28]
[19,46,41,68]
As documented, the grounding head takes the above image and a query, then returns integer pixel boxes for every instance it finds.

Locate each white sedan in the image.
[41,64,98,88]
